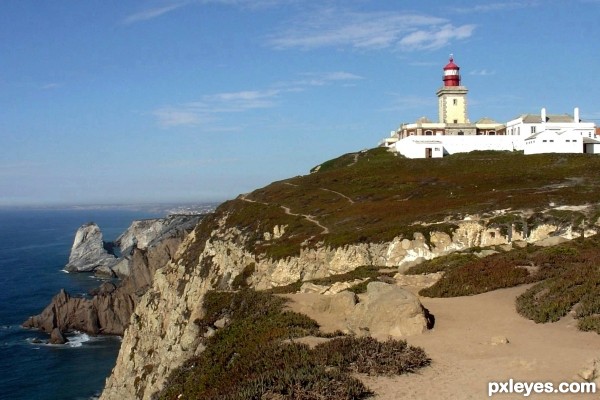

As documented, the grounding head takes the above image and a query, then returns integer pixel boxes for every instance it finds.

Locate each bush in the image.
[159,289,430,400]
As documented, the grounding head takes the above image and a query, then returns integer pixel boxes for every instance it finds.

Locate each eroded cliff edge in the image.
[99,149,600,399]
[23,214,202,336]
[100,210,597,399]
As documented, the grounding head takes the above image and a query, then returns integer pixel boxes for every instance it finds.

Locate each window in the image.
[453,119,458,124]
[531,126,536,134]
[453,99,457,105]
[543,140,547,142]
[425,130,433,136]
[566,140,570,142]
[458,131,464,136]
[435,147,440,151]
[550,140,554,142]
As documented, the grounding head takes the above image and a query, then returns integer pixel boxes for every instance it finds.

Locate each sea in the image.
[0,205,216,400]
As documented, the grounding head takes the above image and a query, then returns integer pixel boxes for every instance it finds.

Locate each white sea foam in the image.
[67,331,91,347]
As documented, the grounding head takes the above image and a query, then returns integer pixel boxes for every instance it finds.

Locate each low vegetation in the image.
[176,149,600,262]
[267,265,397,295]
[410,234,600,334]
[158,289,430,399]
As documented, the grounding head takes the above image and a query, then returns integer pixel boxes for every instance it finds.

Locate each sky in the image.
[1,0,600,206]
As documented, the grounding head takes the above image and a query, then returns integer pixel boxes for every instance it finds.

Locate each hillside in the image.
[100,149,600,400]
[185,148,600,263]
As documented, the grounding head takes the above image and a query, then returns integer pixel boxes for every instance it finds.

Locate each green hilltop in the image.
[195,148,600,261]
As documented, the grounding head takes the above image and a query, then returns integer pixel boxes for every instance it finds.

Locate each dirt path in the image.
[320,188,354,204]
[286,285,600,400]
[239,194,329,235]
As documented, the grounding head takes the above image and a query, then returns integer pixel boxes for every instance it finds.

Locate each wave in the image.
[24,330,92,348]
[66,331,91,347]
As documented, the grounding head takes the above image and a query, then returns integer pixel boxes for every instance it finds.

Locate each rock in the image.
[348,282,428,338]
[110,257,132,278]
[394,272,443,290]
[324,279,367,295]
[533,236,569,247]
[491,336,510,345]
[578,359,600,383]
[23,215,202,338]
[49,328,67,345]
[214,317,229,329]
[512,240,528,248]
[299,282,328,294]
[64,223,117,273]
[313,291,358,315]
[95,265,116,278]
[475,249,499,258]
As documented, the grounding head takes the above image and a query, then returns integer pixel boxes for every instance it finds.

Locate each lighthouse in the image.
[443,55,461,86]
[437,55,469,125]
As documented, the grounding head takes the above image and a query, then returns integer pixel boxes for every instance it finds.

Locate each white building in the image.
[382,57,598,158]
[508,107,599,155]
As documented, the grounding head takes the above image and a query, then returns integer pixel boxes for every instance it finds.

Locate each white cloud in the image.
[398,24,476,51]
[153,71,363,127]
[152,108,208,127]
[453,1,540,13]
[152,89,281,127]
[284,71,364,87]
[470,69,496,76]
[123,0,297,24]
[123,3,188,24]
[41,83,62,90]
[268,8,475,51]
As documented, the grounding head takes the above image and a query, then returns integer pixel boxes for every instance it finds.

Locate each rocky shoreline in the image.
[22,214,204,338]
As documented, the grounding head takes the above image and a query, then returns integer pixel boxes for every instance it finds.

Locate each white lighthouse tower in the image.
[436,55,469,125]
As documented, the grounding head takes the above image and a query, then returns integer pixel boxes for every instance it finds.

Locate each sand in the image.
[285,285,600,399]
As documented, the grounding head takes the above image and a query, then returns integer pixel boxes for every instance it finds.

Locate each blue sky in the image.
[1,0,599,206]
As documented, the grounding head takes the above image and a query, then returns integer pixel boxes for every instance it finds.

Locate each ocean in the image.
[0,207,199,400]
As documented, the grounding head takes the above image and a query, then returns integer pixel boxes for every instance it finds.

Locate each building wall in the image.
[524,135,582,155]
[394,136,520,158]
[396,141,444,159]
[523,129,597,155]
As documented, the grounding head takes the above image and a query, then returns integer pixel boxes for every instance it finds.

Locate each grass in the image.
[408,233,600,334]
[183,149,600,261]
[158,289,430,400]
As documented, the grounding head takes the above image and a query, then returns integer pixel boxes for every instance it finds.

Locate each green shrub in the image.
[159,289,430,399]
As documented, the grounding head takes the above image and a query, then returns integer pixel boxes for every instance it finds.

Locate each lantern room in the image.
[443,55,461,87]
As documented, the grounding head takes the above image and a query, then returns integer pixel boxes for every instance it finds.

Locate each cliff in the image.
[23,214,202,336]
[99,150,600,399]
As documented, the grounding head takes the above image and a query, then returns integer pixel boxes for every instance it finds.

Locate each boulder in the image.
[49,328,67,345]
[302,282,428,339]
[348,282,428,338]
[64,223,116,273]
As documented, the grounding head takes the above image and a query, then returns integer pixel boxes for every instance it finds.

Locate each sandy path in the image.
[286,285,600,399]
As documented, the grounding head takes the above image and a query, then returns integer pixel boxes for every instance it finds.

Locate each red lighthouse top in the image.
[442,55,461,87]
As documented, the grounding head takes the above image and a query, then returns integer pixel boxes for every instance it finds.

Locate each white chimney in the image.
[541,108,547,123]
[574,107,580,123]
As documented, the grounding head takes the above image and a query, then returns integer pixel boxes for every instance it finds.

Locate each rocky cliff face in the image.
[22,215,202,337]
[99,210,592,400]
[64,222,116,273]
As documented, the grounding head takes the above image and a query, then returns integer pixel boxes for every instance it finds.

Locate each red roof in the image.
[444,56,459,70]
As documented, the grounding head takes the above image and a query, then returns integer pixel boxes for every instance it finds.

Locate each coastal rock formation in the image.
[23,215,202,337]
[64,223,116,273]
[112,215,202,277]
[99,212,593,400]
